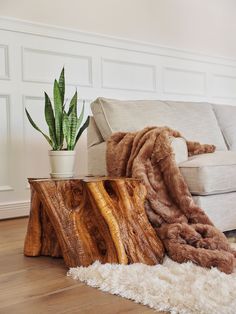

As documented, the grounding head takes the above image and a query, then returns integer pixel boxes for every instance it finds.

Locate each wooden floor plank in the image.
[0,218,161,313]
[1,284,158,314]
[0,251,65,274]
[0,265,81,308]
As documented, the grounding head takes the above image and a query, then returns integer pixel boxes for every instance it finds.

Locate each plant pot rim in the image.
[49,150,76,156]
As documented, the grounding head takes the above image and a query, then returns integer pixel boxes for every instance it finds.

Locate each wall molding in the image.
[0,185,13,192]
[0,94,12,191]
[1,16,236,69]
[101,58,157,93]
[212,74,236,100]
[0,201,30,219]
[22,95,44,188]
[162,67,207,96]
[0,44,10,80]
[22,47,93,87]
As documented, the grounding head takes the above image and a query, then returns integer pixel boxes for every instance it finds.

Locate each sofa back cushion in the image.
[91,97,227,150]
[213,104,236,151]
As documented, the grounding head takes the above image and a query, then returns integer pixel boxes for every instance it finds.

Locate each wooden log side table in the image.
[24,177,164,268]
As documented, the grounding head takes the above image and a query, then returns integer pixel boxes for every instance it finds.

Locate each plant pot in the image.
[49,150,76,178]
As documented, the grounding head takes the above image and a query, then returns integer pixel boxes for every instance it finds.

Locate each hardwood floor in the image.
[0,218,165,314]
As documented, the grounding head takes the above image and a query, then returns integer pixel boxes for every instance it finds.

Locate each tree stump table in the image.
[24,177,164,267]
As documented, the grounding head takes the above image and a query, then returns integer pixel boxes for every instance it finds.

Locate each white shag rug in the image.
[68,256,236,314]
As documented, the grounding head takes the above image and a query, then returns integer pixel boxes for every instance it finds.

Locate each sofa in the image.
[87,97,236,232]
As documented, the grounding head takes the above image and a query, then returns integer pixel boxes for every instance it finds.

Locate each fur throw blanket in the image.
[106,127,236,274]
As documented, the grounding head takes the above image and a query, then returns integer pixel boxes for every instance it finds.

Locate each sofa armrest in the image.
[88,142,107,176]
[87,116,104,148]
[169,137,188,164]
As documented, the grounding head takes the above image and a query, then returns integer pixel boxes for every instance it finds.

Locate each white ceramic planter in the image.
[49,150,76,178]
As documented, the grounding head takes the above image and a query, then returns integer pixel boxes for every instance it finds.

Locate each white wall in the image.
[1,0,236,58]
[1,2,236,218]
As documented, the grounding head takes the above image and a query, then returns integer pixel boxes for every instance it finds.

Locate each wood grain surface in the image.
[24,178,164,267]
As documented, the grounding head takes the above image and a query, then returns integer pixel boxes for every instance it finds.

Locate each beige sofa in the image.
[87,97,236,232]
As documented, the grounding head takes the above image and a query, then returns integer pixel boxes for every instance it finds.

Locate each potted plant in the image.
[25,68,89,178]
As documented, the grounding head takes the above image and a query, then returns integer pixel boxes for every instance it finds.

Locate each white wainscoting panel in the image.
[0,45,9,79]
[23,96,50,182]
[212,74,236,99]
[1,17,236,218]
[0,95,11,191]
[22,48,92,87]
[163,67,206,96]
[101,59,156,92]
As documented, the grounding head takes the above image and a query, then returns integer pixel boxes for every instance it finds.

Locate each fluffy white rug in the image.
[68,256,236,314]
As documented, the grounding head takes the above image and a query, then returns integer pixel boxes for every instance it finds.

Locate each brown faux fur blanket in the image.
[107,126,236,274]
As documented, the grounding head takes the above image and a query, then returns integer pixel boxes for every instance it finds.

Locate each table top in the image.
[28,176,140,183]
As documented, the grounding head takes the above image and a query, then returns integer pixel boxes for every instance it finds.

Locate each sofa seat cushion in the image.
[179,151,236,195]
[193,192,236,231]
[91,98,227,150]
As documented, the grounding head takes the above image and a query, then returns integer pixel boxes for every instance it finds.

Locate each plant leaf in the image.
[68,91,77,115]
[58,67,65,105]
[68,91,78,149]
[44,92,57,148]
[68,110,77,150]
[53,79,63,148]
[70,101,85,149]
[25,108,52,147]
[62,111,70,147]
[72,116,90,150]
[77,100,85,130]
[62,99,67,112]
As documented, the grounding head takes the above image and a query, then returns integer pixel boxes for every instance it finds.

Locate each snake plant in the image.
[25,68,89,151]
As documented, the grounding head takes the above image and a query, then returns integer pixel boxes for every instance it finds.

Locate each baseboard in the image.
[0,201,30,219]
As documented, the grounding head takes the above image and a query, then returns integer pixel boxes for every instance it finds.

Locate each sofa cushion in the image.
[193,192,236,231]
[91,97,227,150]
[179,151,236,195]
[213,104,236,151]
